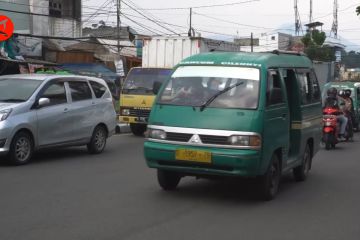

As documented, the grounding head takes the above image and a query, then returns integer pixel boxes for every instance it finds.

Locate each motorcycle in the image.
[322,107,340,150]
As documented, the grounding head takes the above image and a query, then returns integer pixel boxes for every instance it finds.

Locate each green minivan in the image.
[144,51,322,200]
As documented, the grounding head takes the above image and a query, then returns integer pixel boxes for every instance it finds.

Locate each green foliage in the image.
[301,30,326,47]
[304,46,334,62]
[342,51,360,68]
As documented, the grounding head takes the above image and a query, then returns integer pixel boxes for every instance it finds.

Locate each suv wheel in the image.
[8,131,33,165]
[87,125,107,154]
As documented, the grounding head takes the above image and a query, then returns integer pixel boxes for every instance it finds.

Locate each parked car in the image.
[0,74,117,165]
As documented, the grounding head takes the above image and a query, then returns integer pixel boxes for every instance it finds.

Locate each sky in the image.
[83,0,360,51]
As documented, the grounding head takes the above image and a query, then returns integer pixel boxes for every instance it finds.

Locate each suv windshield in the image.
[122,68,172,95]
[158,66,260,109]
[0,78,42,102]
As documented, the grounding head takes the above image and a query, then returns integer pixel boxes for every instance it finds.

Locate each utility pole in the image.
[309,0,313,24]
[188,8,193,37]
[117,0,121,53]
[294,0,301,36]
[331,0,338,38]
[251,32,253,52]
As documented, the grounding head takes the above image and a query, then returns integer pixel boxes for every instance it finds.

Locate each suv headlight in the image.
[228,135,261,147]
[121,108,130,116]
[148,129,166,140]
[0,109,12,121]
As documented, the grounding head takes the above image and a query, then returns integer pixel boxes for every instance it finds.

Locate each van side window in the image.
[267,70,284,105]
[296,70,312,105]
[40,82,67,106]
[309,70,321,102]
[68,81,92,102]
[90,81,107,98]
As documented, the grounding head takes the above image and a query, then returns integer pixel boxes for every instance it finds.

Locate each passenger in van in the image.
[323,87,348,141]
[206,78,222,96]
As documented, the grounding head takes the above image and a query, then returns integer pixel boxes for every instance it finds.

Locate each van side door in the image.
[263,69,290,169]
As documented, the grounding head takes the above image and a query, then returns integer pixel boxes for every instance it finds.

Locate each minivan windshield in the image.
[0,79,42,102]
[122,68,172,95]
[158,66,260,109]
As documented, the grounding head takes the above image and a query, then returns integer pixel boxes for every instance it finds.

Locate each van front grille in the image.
[199,135,229,145]
[166,132,193,142]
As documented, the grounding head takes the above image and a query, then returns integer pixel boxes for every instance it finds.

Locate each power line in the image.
[122,0,180,35]
[116,0,260,11]
[121,13,163,35]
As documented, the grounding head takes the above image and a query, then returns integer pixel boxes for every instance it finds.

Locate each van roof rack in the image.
[268,50,305,56]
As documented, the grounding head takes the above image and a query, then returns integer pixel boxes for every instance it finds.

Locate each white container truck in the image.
[142,36,241,68]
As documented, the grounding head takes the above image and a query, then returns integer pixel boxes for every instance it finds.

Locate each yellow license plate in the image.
[175,149,212,164]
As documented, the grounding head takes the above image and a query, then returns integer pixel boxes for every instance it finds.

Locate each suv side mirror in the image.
[153,81,162,95]
[38,98,50,107]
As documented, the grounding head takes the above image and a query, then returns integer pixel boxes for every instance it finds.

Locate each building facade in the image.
[2,0,81,57]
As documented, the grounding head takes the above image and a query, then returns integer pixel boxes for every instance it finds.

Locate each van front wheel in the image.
[157,169,181,191]
[130,123,147,136]
[258,154,281,201]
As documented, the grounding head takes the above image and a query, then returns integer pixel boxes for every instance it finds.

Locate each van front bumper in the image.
[144,141,262,177]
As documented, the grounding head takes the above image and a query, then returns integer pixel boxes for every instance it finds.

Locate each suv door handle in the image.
[281,113,287,119]
[63,108,69,113]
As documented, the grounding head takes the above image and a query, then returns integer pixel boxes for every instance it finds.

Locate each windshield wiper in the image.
[0,99,26,102]
[199,81,244,112]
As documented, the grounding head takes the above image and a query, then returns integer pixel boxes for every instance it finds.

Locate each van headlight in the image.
[121,108,130,116]
[228,135,261,147]
[0,109,12,121]
[148,129,166,140]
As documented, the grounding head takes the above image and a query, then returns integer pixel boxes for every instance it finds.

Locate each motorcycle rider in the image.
[343,89,356,124]
[323,87,348,141]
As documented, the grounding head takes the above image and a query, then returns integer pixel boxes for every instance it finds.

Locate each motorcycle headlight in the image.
[148,129,166,140]
[0,109,12,121]
[121,108,130,116]
[228,135,261,147]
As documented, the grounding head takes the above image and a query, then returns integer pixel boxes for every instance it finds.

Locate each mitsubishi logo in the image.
[189,134,202,144]
[141,99,146,105]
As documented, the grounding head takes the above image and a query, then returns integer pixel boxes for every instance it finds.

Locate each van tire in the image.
[8,131,34,165]
[130,123,147,136]
[293,144,311,182]
[157,169,181,191]
[87,125,107,154]
[258,154,281,201]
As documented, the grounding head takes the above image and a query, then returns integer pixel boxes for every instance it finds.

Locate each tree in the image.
[301,30,326,47]
[357,6,360,15]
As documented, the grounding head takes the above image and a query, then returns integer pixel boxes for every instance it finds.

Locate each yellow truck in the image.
[119,67,172,135]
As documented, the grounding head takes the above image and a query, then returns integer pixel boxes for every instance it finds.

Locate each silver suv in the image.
[0,74,117,165]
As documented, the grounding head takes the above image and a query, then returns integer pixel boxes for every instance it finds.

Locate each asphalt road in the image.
[0,133,360,240]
